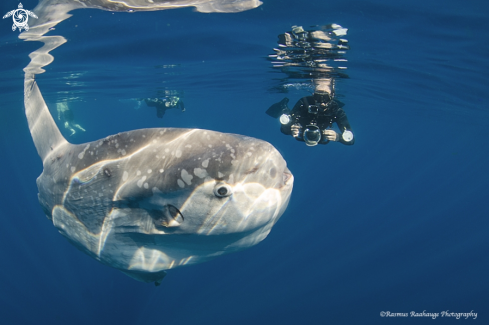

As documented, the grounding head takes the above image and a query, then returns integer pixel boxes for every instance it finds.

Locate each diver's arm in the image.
[280,99,303,136]
[281,123,305,142]
[321,129,337,143]
[335,108,355,145]
[280,123,292,135]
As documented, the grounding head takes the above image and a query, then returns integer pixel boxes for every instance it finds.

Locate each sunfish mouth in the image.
[282,171,293,187]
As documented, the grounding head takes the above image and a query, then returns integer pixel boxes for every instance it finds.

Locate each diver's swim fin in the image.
[266,97,289,118]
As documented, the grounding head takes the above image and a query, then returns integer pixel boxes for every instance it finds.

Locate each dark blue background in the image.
[0,0,488,324]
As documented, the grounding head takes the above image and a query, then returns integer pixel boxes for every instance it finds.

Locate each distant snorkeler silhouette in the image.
[143,97,185,118]
[56,102,86,136]
[266,24,354,146]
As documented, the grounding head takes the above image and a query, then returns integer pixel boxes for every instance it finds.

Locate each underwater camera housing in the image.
[303,124,322,146]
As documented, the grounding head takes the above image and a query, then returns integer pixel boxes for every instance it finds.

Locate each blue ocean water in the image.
[0,0,488,324]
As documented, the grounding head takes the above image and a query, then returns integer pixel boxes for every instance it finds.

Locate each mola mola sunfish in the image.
[24,79,293,285]
[20,0,291,285]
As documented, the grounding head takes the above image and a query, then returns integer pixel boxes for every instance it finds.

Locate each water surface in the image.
[0,0,488,324]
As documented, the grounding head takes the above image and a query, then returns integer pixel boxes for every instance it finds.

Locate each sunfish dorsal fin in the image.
[24,78,68,162]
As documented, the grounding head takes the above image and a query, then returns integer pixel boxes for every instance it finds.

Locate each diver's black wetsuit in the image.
[280,96,355,145]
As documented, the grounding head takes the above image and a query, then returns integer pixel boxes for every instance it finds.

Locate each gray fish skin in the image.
[37,125,293,284]
[21,0,289,285]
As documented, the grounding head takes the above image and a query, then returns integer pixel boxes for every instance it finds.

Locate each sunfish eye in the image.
[214,183,233,198]
[269,167,277,178]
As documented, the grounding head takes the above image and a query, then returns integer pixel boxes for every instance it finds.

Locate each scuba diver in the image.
[143,96,185,118]
[266,90,354,146]
[267,24,354,147]
[56,102,86,136]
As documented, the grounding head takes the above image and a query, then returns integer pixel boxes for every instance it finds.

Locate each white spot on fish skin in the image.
[147,169,152,174]
[142,135,146,138]
[226,144,232,149]
[160,131,164,135]
[99,141,103,146]
[115,144,119,148]
[78,144,90,159]
[71,166,76,173]
[185,144,192,148]
[208,144,212,148]
[194,168,208,178]
[66,164,69,168]
[144,183,149,189]
[153,140,157,144]
[123,171,128,181]
[181,169,193,185]
[218,172,224,178]
[121,149,126,155]
[228,174,234,183]
[137,176,147,188]
[176,150,182,158]
[246,152,252,156]
[177,179,185,188]
[137,170,141,176]
[202,158,210,168]
[165,149,169,153]
[159,169,164,173]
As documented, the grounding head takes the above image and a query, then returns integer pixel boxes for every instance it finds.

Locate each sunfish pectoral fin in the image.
[149,205,184,228]
[24,78,68,162]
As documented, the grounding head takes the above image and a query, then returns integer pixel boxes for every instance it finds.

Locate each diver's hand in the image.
[291,124,301,138]
[323,129,339,141]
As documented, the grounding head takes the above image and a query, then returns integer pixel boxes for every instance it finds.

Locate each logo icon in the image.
[3,3,38,32]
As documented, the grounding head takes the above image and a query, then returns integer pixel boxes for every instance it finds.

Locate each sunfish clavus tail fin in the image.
[24,78,68,163]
